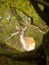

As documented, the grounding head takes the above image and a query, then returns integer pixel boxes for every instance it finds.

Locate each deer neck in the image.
[20,32,26,50]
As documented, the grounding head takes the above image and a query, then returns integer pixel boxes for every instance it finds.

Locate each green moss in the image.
[0,0,48,65]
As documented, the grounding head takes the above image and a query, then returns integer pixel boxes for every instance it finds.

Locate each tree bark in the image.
[30,0,49,25]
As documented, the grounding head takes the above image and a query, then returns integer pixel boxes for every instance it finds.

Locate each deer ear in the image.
[16,26,20,30]
[22,27,27,32]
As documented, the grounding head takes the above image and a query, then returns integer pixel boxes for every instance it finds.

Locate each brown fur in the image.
[24,37,35,48]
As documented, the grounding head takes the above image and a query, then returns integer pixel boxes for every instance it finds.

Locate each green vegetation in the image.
[0,0,48,65]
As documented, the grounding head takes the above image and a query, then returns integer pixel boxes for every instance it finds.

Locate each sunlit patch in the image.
[0,16,2,19]
[6,14,10,20]
[2,20,4,22]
